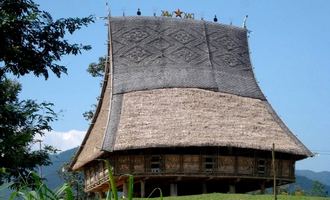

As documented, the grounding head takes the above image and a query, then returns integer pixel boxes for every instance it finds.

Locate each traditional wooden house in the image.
[69,15,312,197]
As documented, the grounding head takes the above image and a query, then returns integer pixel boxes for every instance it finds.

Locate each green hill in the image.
[43,147,78,189]
[296,170,330,187]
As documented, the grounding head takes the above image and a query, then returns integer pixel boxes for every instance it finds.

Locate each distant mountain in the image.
[0,148,78,199]
[296,170,330,187]
[43,147,78,189]
[287,175,329,195]
[290,170,330,196]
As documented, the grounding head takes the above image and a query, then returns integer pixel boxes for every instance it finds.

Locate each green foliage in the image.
[0,78,58,188]
[127,175,134,200]
[87,56,106,78]
[103,160,118,200]
[83,56,106,121]
[0,0,94,79]
[59,162,86,200]
[0,0,93,189]
[293,186,304,196]
[8,172,74,200]
[82,104,96,121]
[311,180,327,197]
[103,159,163,200]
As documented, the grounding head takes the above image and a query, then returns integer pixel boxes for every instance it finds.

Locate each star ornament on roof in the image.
[174,9,183,18]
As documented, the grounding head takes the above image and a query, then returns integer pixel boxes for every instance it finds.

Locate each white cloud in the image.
[34,130,86,152]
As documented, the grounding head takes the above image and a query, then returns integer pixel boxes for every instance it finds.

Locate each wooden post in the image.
[202,182,207,194]
[260,182,265,194]
[123,181,128,198]
[272,143,277,200]
[170,183,178,196]
[229,184,236,194]
[140,180,145,198]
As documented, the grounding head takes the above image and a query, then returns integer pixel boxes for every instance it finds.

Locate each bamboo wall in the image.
[84,154,294,192]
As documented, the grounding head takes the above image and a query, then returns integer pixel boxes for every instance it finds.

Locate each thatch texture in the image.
[113,88,311,157]
[71,78,111,170]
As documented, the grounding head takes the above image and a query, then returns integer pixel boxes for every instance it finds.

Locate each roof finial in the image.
[137,8,141,16]
[213,15,218,22]
[243,15,248,28]
[105,1,111,17]
[174,8,183,18]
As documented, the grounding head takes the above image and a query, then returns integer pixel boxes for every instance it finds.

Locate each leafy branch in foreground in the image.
[0,0,94,79]
[9,172,74,200]
[0,78,58,188]
[0,0,94,188]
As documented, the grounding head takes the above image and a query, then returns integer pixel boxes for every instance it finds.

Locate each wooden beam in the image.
[272,143,277,200]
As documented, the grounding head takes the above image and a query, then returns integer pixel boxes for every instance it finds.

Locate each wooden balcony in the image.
[84,153,295,192]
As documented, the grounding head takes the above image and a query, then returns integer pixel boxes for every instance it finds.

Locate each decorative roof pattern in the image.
[110,17,265,99]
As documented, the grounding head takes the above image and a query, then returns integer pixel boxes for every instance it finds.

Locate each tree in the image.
[0,78,57,187]
[0,0,94,79]
[311,180,327,197]
[87,56,106,78]
[0,0,94,187]
[59,162,86,200]
[83,56,105,121]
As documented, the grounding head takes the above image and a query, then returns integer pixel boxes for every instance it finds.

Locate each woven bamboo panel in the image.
[183,155,200,172]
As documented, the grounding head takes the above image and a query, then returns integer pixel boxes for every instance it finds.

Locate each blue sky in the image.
[19,0,330,172]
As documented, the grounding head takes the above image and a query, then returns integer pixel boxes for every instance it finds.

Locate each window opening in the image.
[257,159,266,175]
[150,155,162,173]
[204,156,216,172]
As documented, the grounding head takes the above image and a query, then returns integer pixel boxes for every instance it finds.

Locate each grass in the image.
[135,193,330,200]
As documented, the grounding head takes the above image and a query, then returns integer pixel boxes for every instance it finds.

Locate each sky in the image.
[19,0,330,172]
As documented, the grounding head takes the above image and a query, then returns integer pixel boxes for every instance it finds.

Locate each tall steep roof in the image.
[70,16,312,171]
[110,17,264,99]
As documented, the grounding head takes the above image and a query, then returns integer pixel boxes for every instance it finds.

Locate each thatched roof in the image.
[70,16,312,171]
[108,88,311,157]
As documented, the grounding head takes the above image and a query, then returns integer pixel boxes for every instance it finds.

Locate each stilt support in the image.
[202,182,207,194]
[123,181,128,198]
[229,184,236,193]
[170,183,178,196]
[260,182,265,194]
[140,180,145,198]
